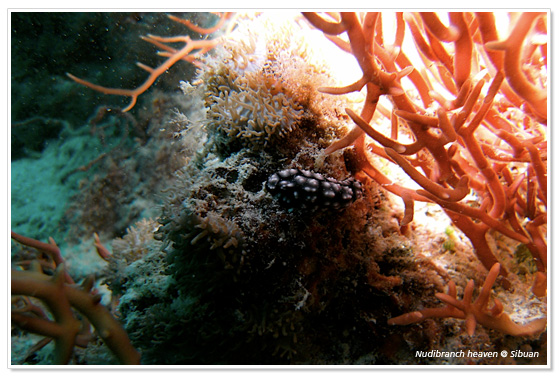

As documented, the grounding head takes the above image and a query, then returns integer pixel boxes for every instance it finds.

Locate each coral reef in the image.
[11,12,547,366]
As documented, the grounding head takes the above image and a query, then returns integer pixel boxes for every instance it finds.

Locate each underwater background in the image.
[11,13,199,243]
[10,12,547,366]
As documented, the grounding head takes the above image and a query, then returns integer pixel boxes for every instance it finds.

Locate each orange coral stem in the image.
[390,263,546,337]
[67,37,218,112]
[11,231,74,284]
[450,12,473,89]
[485,12,547,121]
[167,12,233,35]
[13,268,141,364]
[419,12,459,42]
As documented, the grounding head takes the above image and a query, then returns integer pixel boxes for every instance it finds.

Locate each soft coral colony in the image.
[11,11,547,365]
[301,11,547,332]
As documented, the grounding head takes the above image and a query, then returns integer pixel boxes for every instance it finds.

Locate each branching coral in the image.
[67,12,233,112]
[388,263,546,337]
[11,231,141,364]
[302,12,547,299]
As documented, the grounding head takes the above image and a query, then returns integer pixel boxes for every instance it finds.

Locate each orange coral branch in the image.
[12,265,80,364]
[11,231,63,267]
[67,37,218,112]
[420,12,459,42]
[389,263,546,337]
[404,13,438,62]
[13,267,141,364]
[11,231,140,364]
[167,12,233,35]
[302,12,346,35]
[449,12,473,89]
[93,232,112,261]
[385,147,470,202]
[348,109,423,155]
[11,231,74,284]
[67,13,230,112]
[485,12,547,121]
[474,12,504,71]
